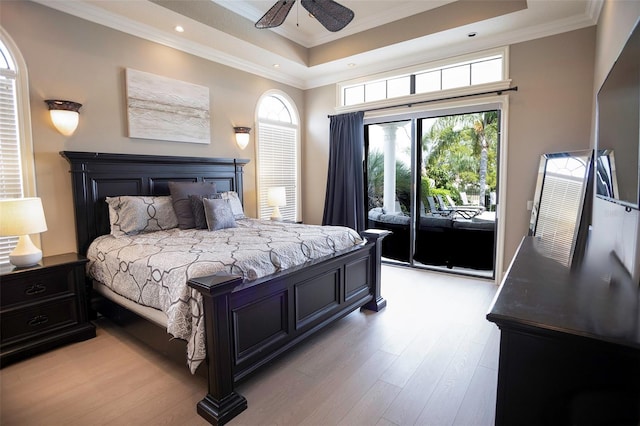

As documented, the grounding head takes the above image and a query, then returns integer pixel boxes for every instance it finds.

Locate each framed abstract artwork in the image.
[126,68,210,144]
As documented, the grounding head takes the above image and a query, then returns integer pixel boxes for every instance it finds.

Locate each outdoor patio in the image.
[368,208,496,271]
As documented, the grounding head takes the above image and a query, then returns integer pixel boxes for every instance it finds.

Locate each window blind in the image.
[535,173,584,266]
[257,122,297,221]
[0,72,22,265]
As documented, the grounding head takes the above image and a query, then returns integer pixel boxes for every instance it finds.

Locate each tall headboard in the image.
[61,151,250,255]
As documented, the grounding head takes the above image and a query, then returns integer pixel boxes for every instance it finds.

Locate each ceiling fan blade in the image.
[255,0,296,29]
[301,0,354,32]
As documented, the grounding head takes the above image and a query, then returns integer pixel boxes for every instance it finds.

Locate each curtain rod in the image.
[328,86,518,118]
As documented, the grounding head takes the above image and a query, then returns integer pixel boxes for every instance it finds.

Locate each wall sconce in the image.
[267,186,286,221]
[0,197,48,268]
[45,100,82,136]
[234,126,251,150]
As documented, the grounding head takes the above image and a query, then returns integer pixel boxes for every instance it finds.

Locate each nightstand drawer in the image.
[0,268,75,308]
[1,297,79,344]
[0,253,94,367]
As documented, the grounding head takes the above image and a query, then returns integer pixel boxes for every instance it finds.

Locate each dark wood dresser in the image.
[0,253,95,367]
[487,236,640,425]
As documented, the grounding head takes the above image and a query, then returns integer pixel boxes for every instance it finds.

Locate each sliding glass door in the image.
[365,110,500,278]
[365,120,413,262]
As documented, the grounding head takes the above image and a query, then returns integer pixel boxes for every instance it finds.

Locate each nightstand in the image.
[0,253,96,367]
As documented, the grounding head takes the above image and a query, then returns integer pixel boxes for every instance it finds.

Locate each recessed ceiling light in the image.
[468,32,477,38]
[347,63,356,68]
[273,64,280,68]
[175,25,184,33]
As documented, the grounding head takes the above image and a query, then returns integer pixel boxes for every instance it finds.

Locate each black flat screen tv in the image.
[596,18,640,210]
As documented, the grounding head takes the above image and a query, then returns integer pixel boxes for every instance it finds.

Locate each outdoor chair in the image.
[426,196,452,216]
[437,195,482,219]
[459,192,486,211]
[447,194,485,212]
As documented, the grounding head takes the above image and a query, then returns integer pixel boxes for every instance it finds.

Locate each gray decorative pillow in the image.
[168,181,217,229]
[203,198,237,231]
[105,196,178,237]
[189,193,222,230]
[218,191,246,219]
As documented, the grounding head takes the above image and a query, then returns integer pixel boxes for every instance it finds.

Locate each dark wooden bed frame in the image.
[61,151,388,425]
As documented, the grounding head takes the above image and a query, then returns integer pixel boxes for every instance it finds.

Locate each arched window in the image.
[0,29,36,265]
[255,91,300,221]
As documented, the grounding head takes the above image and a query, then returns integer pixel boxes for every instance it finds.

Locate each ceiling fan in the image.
[255,0,355,32]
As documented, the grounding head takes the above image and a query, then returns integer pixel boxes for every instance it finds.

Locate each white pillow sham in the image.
[219,191,246,219]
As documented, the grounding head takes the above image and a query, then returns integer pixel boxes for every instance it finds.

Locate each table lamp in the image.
[267,187,286,221]
[0,197,48,267]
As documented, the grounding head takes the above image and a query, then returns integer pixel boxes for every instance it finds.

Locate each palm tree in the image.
[367,150,384,209]
[469,112,499,204]
[422,111,498,205]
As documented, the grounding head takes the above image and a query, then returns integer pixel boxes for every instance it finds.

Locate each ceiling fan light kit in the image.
[255,0,354,32]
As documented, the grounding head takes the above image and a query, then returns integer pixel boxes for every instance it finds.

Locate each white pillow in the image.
[219,191,246,219]
[105,196,178,237]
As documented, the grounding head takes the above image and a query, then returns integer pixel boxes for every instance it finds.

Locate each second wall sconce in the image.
[45,100,82,136]
[234,126,251,150]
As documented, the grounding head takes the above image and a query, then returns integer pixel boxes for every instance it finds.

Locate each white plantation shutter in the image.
[0,59,22,264]
[0,75,21,196]
[257,122,297,220]
[256,93,300,222]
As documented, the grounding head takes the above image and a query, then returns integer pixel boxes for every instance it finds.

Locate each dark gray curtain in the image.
[322,111,366,232]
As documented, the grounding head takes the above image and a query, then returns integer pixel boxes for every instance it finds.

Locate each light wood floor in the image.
[0,265,500,425]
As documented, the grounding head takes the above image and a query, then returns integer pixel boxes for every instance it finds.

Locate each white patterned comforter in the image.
[86,219,363,373]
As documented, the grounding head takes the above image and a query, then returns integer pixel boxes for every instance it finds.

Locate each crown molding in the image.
[31,0,307,89]
[31,0,603,91]
[303,6,600,89]
[586,0,605,23]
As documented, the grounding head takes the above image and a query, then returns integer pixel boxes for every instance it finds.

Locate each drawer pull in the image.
[27,315,49,327]
[25,283,47,295]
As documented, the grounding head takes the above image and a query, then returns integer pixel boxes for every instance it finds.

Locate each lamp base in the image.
[10,235,43,268]
[270,206,282,221]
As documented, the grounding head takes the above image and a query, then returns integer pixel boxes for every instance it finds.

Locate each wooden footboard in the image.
[188,230,388,425]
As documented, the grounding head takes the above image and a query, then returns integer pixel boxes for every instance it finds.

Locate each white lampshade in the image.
[50,110,79,136]
[267,187,286,221]
[45,100,82,136]
[0,197,48,267]
[234,127,251,150]
[268,187,286,207]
